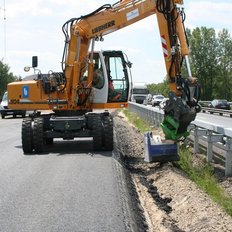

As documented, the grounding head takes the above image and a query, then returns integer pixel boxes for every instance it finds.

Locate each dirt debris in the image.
[114,111,232,232]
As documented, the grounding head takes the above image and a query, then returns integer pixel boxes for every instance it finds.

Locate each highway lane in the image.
[196,112,232,129]
[0,117,138,232]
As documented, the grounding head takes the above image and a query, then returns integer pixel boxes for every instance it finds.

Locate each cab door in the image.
[92,50,130,104]
[92,52,108,104]
[103,51,130,103]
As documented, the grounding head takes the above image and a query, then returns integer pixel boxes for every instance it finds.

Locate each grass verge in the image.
[122,109,151,133]
[122,108,232,217]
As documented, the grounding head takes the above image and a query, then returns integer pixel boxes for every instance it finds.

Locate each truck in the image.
[130,82,149,104]
[7,0,201,160]
[0,91,26,119]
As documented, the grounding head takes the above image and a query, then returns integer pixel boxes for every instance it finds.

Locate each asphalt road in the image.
[0,117,137,232]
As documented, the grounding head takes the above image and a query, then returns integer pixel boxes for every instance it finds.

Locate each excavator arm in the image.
[62,0,201,140]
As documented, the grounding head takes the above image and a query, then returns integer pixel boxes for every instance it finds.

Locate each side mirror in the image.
[24,56,39,73]
[32,56,38,68]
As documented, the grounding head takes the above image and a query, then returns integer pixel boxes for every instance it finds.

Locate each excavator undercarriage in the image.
[22,111,113,153]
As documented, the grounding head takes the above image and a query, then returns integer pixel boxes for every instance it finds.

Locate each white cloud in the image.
[7,1,51,17]
[185,1,232,33]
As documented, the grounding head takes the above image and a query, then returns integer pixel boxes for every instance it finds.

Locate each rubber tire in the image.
[33,117,44,153]
[45,138,53,145]
[92,114,103,151]
[22,111,26,118]
[22,118,34,154]
[1,113,5,119]
[102,115,113,151]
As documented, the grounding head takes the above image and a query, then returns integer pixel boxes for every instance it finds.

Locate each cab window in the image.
[107,56,128,102]
[92,54,104,89]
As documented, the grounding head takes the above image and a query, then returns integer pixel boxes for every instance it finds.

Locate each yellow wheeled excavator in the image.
[8,0,201,156]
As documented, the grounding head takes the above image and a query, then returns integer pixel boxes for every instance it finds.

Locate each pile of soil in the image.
[113,111,232,232]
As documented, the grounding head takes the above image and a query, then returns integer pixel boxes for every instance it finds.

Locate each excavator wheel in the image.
[92,114,103,151]
[22,117,34,154]
[102,115,113,151]
[33,117,44,153]
[45,138,53,145]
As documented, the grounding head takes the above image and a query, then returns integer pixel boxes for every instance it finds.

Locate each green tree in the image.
[147,79,169,97]
[0,61,17,98]
[189,27,218,100]
[216,29,232,101]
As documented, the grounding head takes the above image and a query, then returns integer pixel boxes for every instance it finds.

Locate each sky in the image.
[0,0,232,84]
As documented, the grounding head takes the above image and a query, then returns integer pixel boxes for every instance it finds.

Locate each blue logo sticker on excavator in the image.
[22,86,29,98]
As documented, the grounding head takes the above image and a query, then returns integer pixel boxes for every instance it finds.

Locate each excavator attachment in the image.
[144,132,179,162]
[161,115,190,141]
[144,91,198,163]
[161,91,197,141]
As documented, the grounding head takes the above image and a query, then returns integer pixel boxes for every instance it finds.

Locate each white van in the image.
[0,91,26,119]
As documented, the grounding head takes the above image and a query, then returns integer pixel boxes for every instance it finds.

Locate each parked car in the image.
[0,91,26,119]
[151,95,164,107]
[208,99,230,110]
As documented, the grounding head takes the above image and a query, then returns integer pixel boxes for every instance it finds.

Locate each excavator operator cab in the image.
[91,50,131,104]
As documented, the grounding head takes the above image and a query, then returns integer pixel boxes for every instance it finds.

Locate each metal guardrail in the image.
[194,101,232,116]
[201,107,232,117]
[128,102,232,176]
[199,101,232,106]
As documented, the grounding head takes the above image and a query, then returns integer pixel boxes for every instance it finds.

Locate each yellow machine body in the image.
[7,0,201,154]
